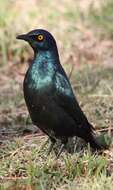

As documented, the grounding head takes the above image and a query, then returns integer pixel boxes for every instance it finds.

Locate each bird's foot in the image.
[56,144,65,159]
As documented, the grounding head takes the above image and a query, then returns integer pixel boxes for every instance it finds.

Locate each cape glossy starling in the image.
[17,29,103,157]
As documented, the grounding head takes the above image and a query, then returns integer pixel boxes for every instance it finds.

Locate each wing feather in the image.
[54,69,94,131]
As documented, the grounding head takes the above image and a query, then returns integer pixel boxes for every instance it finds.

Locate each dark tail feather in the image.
[77,122,107,150]
[87,132,106,150]
[81,122,105,150]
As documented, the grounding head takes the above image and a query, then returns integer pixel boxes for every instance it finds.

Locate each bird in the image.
[17,29,103,158]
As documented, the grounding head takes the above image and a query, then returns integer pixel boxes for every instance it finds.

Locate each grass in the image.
[0,136,112,189]
[88,0,113,39]
[0,65,113,189]
[0,0,113,189]
[0,0,81,65]
[0,0,113,66]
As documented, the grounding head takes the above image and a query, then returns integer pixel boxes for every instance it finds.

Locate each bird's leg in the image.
[47,138,56,156]
[56,138,68,158]
[56,143,65,159]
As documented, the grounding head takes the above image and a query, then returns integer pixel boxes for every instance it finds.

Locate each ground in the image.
[0,0,113,189]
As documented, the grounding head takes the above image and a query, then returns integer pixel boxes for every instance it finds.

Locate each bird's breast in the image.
[24,72,55,113]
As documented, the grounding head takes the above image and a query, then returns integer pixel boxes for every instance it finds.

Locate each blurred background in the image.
[1,0,113,135]
[0,1,113,188]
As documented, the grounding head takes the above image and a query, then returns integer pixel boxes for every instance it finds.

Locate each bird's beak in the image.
[16,34,29,41]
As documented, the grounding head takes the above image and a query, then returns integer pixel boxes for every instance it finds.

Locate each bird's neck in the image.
[26,48,60,89]
[31,48,59,75]
[34,48,59,66]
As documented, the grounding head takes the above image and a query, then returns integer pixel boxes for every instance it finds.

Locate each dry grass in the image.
[0,0,113,189]
[0,65,113,190]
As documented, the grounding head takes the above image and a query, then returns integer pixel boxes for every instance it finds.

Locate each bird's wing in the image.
[54,68,93,130]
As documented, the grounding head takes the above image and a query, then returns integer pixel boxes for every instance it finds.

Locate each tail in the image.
[87,132,104,150]
[78,122,106,150]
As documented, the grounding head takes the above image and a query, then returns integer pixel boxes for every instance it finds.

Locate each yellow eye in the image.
[36,34,44,41]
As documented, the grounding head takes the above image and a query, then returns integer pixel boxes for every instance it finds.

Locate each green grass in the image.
[0,0,113,189]
[0,65,113,189]
[0,137,112,189]
[1,0,113,66]
[88,0,113,39]
[0,136,112,190]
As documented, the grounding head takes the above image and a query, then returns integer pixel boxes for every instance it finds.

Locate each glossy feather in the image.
[17,29,103,153]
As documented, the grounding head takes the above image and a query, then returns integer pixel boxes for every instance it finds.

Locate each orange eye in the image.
[36,34,44,41]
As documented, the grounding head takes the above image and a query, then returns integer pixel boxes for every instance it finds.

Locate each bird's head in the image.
[16,29,57,52]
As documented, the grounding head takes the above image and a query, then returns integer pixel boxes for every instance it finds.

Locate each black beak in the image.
[16,34,29,41]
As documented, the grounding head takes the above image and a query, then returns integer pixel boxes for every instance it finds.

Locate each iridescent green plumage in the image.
[17,29,104,157]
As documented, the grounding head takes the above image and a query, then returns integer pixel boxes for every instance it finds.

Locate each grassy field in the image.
[0,0,113,189]
[0,65,113,190]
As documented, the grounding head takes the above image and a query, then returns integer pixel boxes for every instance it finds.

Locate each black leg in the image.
[56,143,65,159]
[55,138,68,158]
